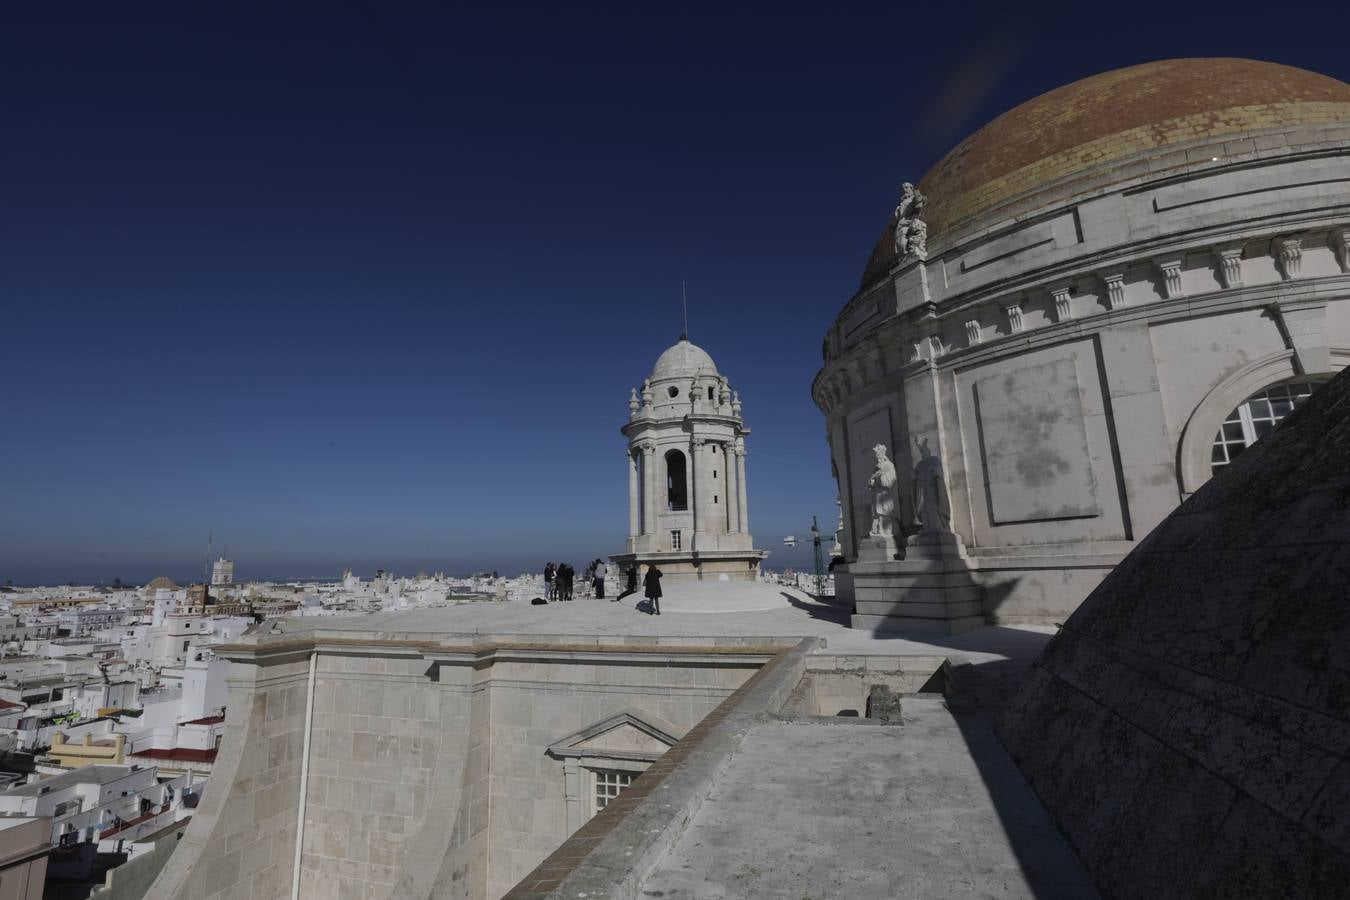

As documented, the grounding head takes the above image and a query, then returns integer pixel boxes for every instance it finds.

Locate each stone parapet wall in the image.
[145,645,311,900]
[145,634,788,900]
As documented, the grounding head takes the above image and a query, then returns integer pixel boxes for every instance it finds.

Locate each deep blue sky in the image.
[2,3,1346,584]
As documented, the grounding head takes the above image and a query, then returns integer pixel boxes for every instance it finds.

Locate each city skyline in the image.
[4,5,1347,585]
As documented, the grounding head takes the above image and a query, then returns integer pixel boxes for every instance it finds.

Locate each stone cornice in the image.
[214,634,785,668]
[829,146,1350,355]
[813,226,1350,415]
[843,143,1350,318]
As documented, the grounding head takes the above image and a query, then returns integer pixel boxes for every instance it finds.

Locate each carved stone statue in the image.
[892,182,929,261]
[867,444,899,537]
[906,216,928,258]
[832,497,844,556]
[912,437,951,532]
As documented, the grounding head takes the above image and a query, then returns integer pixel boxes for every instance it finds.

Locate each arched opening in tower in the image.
[665,450,688,511]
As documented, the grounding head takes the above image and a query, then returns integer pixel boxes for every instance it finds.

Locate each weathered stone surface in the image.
[1000,365,1350,899]
[863,684,903,723]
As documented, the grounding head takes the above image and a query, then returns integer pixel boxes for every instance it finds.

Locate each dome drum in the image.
[818,58,1350,631]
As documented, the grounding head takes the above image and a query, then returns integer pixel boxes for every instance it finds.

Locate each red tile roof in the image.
[129,747,217,762]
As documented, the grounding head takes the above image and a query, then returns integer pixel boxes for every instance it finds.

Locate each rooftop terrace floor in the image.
[274,582,1054,663]
[640,701,1096,899]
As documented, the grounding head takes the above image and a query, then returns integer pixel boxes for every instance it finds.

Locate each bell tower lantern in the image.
[612,337,767,582]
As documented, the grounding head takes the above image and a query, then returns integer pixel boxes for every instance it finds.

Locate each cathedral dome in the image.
[861,58,1350,285]
[651,337,720,380]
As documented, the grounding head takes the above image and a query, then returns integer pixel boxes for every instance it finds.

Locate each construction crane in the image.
[782,515,836,596]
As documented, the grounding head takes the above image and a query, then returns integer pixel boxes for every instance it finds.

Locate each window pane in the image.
[1211,379,1326,477]
[595,769,637,812]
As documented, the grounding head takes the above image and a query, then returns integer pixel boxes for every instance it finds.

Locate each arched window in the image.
[1210,379,1325,473]
[665,450,688,510]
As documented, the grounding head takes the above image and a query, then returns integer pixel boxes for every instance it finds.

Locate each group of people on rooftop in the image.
[541,559,663,614]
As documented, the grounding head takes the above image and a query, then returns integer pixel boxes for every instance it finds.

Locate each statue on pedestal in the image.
[867,444,899,537]
[912,437,951,532]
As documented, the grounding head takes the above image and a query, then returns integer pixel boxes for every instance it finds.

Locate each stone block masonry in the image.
[999,365,1350,899]
[145,642,314,900]
[144,634,782,900]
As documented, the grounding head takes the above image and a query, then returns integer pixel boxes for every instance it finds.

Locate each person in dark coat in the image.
[544,563,555,601]
[594,559,608,599]
[643,564,663,615]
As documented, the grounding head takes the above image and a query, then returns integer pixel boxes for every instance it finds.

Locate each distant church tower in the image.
[612,337,767,581]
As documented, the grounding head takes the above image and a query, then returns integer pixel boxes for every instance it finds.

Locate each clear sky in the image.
[2,3,1346,585]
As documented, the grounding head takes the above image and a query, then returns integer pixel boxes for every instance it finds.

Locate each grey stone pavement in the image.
[637,701,1097,900]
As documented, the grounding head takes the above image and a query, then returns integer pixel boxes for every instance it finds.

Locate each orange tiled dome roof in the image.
[861,58,1350,286]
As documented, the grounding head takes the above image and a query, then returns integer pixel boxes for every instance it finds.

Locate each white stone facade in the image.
[815,60,1350,624]
[612,338,767,581]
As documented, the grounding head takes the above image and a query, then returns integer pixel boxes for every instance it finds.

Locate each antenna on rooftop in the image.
[204,531,213,588]
[681,280,689,341]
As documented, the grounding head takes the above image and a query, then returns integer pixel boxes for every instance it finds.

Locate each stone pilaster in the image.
[627,450,639,547]
[735,441,750,534]
[641,443,656,538]
[691,438,707,545]
[722,442,738,534]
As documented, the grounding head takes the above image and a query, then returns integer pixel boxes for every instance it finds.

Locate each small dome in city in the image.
[650,337,720,380]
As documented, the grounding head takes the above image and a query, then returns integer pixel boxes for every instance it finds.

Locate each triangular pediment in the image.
[575,722,671,754]
[547,709,681,761]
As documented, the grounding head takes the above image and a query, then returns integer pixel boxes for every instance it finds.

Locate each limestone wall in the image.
[482,653,754,898]
[146,636,775,900]
[299,645,453,900]
[145,645,311,900]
